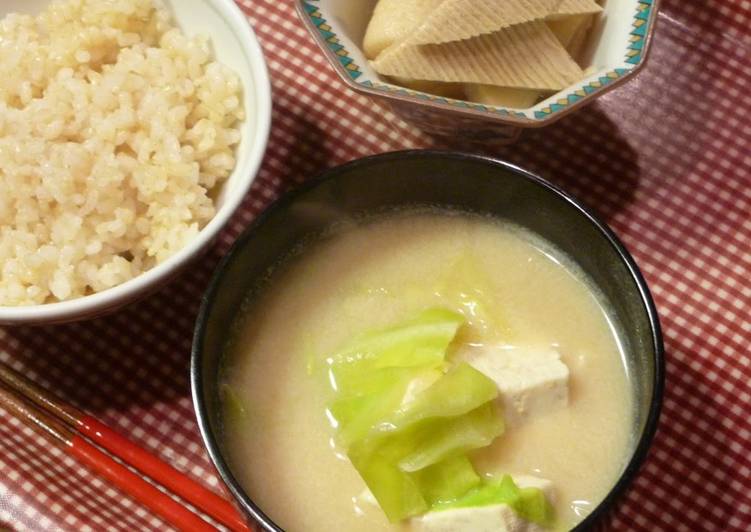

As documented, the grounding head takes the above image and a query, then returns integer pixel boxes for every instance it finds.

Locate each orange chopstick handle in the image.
[79,415,250,532]
[69,435,215,532]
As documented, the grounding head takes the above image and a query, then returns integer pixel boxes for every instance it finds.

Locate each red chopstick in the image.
[70,434,216,531]
[78,415,249,531]
[0,363,251,532]
[0,382,214,531]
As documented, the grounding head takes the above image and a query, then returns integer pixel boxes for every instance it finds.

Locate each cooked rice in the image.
[0,0,244,305]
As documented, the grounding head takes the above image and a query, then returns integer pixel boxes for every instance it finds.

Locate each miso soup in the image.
[221,211,633,532]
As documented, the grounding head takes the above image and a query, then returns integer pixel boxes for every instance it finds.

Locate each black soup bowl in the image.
[191,150,665,531]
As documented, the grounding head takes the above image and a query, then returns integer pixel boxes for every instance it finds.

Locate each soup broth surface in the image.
[222,211,633,531]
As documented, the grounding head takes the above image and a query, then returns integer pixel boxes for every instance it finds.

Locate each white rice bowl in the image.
[0,0,247,306]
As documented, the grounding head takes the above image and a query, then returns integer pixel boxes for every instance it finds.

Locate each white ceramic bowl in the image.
[0,0,271,325]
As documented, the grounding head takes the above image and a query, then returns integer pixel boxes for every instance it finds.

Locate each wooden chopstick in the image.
[0,363,250,532]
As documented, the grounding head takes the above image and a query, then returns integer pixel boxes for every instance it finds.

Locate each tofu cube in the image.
[458,346,569,427]
[412,475,554,532]
[413,504,537,532]
[512,474,555,504]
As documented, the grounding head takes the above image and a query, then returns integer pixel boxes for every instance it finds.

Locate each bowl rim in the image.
[0,0,272,325]
[293,0,662,128]
[191,150,665,532]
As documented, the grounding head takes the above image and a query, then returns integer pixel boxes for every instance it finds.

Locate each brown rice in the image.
[0,0,244,305]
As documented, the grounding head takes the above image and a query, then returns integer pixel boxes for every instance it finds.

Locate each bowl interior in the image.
[0,0,270,323]
[325,0,625,71]
[297,0,659,123]
[193,151,663,531]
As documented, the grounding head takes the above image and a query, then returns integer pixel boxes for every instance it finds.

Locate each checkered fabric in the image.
[1,0,749,530]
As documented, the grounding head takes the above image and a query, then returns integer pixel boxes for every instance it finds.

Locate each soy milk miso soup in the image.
[221,210,634,532]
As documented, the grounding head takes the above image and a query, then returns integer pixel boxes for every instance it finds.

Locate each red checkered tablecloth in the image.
[1,0,749,530]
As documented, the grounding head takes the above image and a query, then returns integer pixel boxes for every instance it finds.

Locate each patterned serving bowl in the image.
[295,0,660,142]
